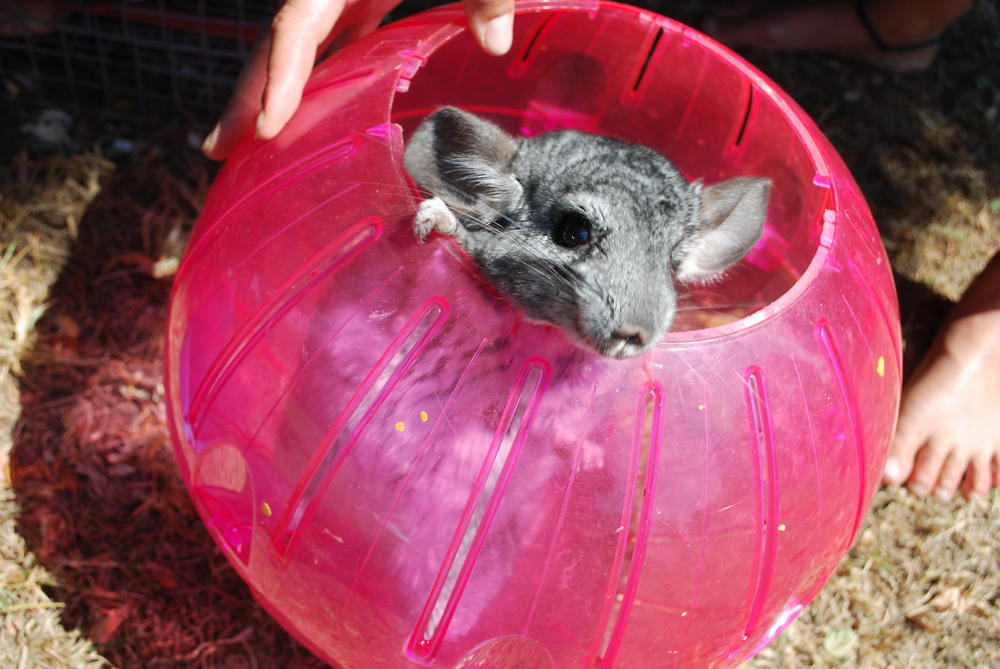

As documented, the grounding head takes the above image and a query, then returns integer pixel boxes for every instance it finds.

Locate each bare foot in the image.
[702,0,972,73]
[884,253,1000,501]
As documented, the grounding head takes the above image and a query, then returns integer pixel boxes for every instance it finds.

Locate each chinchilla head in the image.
[404,107,771,358]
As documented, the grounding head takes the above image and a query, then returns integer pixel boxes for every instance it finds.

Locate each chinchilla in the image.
[404,106,771,358]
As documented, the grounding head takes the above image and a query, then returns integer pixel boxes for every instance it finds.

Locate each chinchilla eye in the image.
[552,211,592,248]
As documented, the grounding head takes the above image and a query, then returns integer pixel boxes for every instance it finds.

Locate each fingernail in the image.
[967,490,984,502]
[883,458,901,483]
[909,482,929,497]
[934,486,953,502]
[255,111,267,138]
[201,123,220,153]
[482,12,513,55]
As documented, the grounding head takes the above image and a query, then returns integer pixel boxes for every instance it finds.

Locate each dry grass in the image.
[747,490,1000,668]
[1,152,108,669]
[0,143,325,667]
[0,1,998,668]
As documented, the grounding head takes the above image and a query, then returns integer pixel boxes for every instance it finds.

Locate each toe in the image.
[907,444,948,497]
[884,412,928,486]
[932,451,969,501]
[962,455,992,501]
[887,354,943,487]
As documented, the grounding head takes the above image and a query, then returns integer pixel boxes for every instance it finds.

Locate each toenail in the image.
[934,486,953,501]
[909,482,929,497]
[883,458,901,482]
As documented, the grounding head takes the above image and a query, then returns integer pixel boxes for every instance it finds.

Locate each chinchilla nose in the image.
[607,324,652,358]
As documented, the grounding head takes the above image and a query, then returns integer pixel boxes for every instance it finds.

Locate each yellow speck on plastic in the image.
[419,411,429,422]
[697,404,705,411]
[395,421,405,432]
[778,523,787,532]
[681,611,688,617]
[876,355,885,377]
[261,502,272,517]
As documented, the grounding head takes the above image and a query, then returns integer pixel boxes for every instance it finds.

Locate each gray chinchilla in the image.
[404,106,771,358]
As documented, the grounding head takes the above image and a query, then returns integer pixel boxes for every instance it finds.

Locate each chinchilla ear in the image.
[404,106,523,214]
[675,177,771,283]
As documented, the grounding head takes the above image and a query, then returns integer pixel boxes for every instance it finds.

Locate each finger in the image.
[464,0,515,56]
[932,451,969,501]
[258,0,347,140]
[906,443,948,497]
[319,11,385,57]
[203,34,272,159]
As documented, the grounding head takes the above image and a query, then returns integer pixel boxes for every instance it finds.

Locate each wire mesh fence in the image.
[1,0,277,138]
[0,0,717,149]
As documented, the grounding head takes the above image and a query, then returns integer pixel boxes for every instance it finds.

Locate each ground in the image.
[0,1,997,667]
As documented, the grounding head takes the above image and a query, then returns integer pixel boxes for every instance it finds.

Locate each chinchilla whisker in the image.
[451,202,571,273]
[467,208,589,289]
[345,180,419,197]
[674,286,752,302]
[454,228,576,290]
[674,302,760,312]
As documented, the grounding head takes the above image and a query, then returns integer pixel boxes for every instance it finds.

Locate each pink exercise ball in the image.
[164,2,901,667]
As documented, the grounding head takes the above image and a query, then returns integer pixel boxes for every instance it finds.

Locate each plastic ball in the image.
[165,2,901,667]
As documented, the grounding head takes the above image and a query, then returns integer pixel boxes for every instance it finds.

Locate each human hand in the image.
[202,0,515,160]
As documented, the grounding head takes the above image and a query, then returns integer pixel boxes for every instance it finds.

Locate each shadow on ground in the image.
[9,137,325,668]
